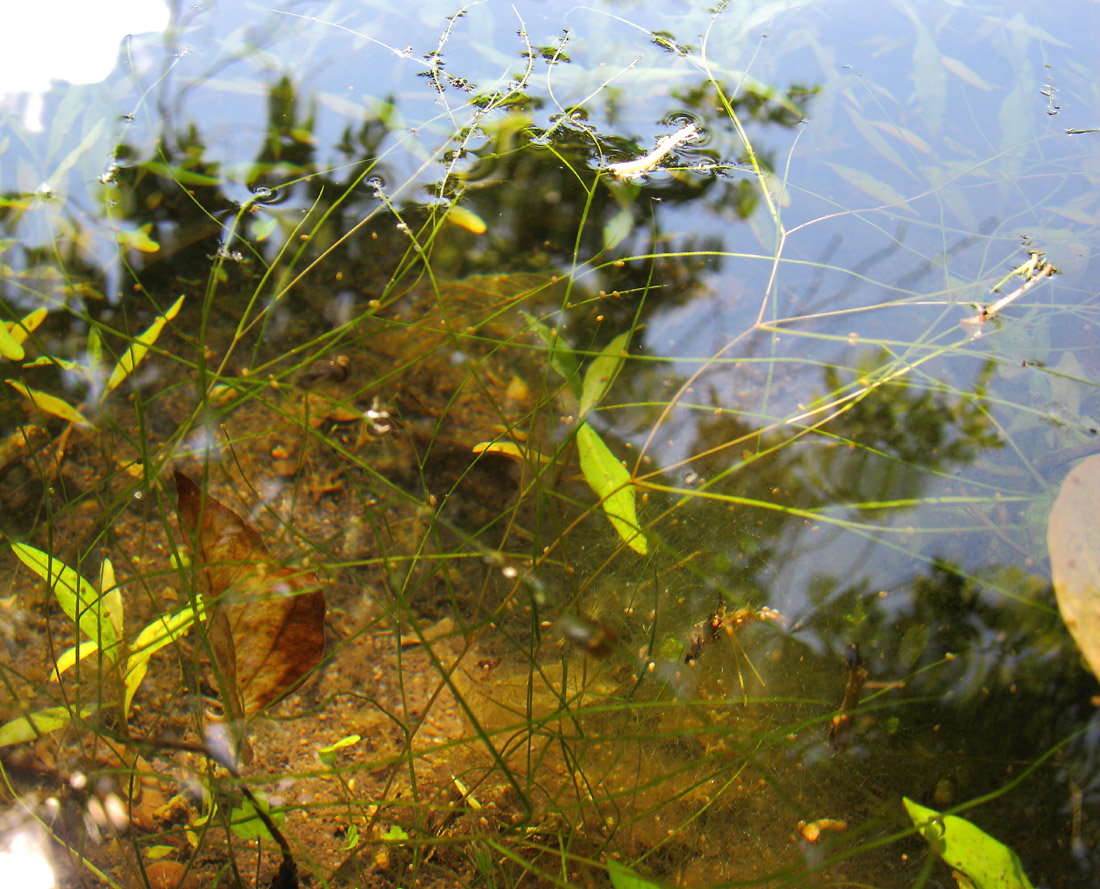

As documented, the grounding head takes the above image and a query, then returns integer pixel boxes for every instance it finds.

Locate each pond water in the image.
[2,1,1100,887]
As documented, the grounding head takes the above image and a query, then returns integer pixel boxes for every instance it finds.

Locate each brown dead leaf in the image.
[174,472,326,721]
[1048,454,1100,680]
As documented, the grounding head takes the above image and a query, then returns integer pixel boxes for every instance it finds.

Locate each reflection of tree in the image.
[606,351,1002,660]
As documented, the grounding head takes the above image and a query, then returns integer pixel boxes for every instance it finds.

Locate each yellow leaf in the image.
[117,224,160,254]
[0,322,23,361]
[447,205,487,234]
[473,440,549,464]
[8,307,48,345]
[107,294,185,391]
[6,379,91,426]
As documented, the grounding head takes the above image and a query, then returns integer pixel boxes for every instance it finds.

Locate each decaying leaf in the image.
[1048,454,1100,679]
[173,472,326,730]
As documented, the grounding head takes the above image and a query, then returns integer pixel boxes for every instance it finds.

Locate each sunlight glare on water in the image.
[0,830,56,889]
[0,0,169,131]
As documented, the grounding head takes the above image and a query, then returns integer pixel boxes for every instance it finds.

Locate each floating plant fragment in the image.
[1048,453,1100,679]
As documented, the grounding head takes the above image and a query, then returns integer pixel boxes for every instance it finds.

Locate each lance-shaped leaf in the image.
[107,293,185,392]
[576,423,648,555]
[6,379,91,426]
[11,543,119,659]
[903,797,1035,889]
[579,331,630,419]
[174,472,326,724]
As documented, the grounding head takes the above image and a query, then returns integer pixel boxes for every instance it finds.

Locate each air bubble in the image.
[251,185,273,200]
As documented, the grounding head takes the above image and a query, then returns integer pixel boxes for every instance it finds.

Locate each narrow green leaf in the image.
[576,422,648,555]
[580,331,630,418]
[522,310,581,396]
[106,293,185,391]
[6,379,91,426]
[11,543,118,657]
[141,161,221,187]
[608,860,661,889]
[229,792,284,842]
[903,797,1035,889]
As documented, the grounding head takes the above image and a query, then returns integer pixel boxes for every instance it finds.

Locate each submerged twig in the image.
[961,253,1057,332]
[607,123,700,180]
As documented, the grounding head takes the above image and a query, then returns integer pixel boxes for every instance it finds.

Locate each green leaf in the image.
[602,208,634,252]
[608,859,661,889]
[522,310,581,396]
[11,543,119,658]
[140,161,221,187]
[318,734,361,766]
[903,797,1035,889]
[381,824,408,842]
[106,293,185,392]
[0,704,93,747]
[228,792,284,842]
[576,422,648,555]
[580,331,630,418]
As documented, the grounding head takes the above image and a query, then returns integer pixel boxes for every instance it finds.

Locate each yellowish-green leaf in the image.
[106,293,185,391]
[5,379,91,426]
[249,214,278,242]
[124,606,200,716]
[0,321,23,360]
[141,161,221,187]
[11,543,119,658]
[608,859,661,889]
[580,331,631,418]
[522,311,580,395]
[53,639,100,678]
[117,223,160,253]
[6,307,48,347]
[903,797,1034,889]
[446,205,487,234]
[99,558,124,642]
[576,422,647,555]
[602,209,634,252]
[0,704,94,747]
